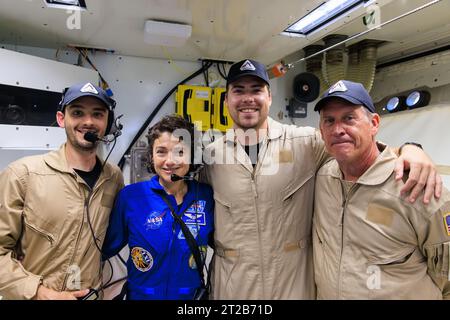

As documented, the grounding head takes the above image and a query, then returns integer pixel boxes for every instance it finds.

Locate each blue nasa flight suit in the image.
[102,175,214,300]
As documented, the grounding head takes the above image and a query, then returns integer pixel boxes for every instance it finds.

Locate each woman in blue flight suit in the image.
[102,115,214,300]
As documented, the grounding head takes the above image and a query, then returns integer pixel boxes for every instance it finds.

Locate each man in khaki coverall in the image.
[201,59,442,299]
[0,83,124,300]
[313,80,450,299]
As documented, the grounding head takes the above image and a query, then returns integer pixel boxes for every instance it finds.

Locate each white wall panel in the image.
[0,47,98,92]
[378,104,450,189]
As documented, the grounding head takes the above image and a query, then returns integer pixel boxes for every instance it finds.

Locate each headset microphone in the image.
[83,114,123,144]
[84,131,106,143]
[170,174,190,182]
[170,165,204,182]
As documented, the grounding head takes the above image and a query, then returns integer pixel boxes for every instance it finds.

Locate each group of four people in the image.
[0,59,448,300]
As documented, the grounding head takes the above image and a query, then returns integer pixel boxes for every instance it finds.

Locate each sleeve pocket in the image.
[424,242,450,277]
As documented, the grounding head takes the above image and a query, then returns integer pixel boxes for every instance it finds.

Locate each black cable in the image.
[192,168,211,294]
[84,137,119,291]
[86,138,117,255]
[75,48,110,91]
[117,252,127,266]
[102,246,127,288]
[217,63,227,80]
[102,275,128,290]
[103,259,114,287]
[118,61,213,169]
[220,63,228,80]
[203,60,209,87]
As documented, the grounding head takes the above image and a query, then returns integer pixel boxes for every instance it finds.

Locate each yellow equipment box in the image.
[211,87,233,132]
[176,85,212,131]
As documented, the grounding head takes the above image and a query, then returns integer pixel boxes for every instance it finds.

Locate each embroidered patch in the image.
[188,246,208,269]
[184,212,206,226]
[144,211,167,230]
[186,200,206,213]
[444,213,450,236]
[131,247,153,272]
[80,82,98,94]
[328,80,347,94]
[178,224,200,240]
[240,60,256,71]
[184,201,206,225]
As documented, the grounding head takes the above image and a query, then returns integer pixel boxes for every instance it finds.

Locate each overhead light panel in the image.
[144,20,192,47]
[283,0,366,36]
[44,0,87,10]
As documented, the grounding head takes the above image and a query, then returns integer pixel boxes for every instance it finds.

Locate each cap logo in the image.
[80,83,98,95]
[240,60,256,71]
[329,80,347,94]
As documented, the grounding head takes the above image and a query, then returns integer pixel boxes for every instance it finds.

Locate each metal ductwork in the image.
[358,40,379,92]
[346,44,361,85]
[302,36,381,94]
[347,40,380,92]
[323,34,348,87]
[303,44,327,95]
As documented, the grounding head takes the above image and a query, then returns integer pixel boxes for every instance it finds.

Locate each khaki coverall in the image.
[202,117,328,299]
[313,146,450,299]
[0,144,124,299]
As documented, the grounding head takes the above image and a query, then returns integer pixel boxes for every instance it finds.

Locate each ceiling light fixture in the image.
[282,0,367,36]
[44,0,87,10]
[406,90,430,109]
[385,96,407,113]
[144,20,192,47]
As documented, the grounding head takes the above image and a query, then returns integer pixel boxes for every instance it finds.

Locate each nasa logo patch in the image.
[145,211,166,230]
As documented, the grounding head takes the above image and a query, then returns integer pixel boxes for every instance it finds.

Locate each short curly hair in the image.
[146,114,196,174]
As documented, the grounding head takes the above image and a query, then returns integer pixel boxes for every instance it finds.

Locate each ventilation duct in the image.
[303,45,327,95]
[347,40,379,92]
[346,44,361,85]
[356,40,378,92]
[302,37,381,94]
[323,34,348,87]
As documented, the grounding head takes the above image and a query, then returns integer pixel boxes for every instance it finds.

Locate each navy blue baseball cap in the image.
[226,59,270,88]
[314,80,375,113]
[59,82,116,111]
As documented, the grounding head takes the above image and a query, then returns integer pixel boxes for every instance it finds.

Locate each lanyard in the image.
[155,190,207,289]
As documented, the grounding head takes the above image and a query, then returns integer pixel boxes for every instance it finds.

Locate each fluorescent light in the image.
[44,0,87,10]
[53,0,79,4]
[144,20,192,47]
[284,0,366,36]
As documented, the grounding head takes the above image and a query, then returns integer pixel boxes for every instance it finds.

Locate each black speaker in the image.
[0,84,61,126]
[293,72,320,103]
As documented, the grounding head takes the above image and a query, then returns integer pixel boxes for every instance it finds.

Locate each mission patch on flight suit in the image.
[131,247,154,272]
